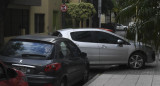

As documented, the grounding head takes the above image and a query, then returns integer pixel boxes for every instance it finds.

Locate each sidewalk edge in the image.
[83,74,100,86]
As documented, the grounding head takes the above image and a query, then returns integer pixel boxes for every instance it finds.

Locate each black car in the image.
[0,35,89,86]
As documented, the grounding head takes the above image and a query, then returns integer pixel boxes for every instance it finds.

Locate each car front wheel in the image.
[128,53,145,69]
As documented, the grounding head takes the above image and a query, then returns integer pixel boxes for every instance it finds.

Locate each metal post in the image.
[62,0,65,29]
[98,0,102,28]
[135,6,138,43]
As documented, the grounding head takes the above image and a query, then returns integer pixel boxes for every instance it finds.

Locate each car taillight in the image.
[45,63,61,72]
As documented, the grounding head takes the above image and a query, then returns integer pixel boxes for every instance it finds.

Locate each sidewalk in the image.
[84,61,160,86]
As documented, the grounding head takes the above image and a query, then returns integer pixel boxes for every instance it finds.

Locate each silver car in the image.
[52,28,155,69]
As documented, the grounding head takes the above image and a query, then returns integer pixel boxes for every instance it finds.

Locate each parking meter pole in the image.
[98,0,102,28]
[62,0,65,29]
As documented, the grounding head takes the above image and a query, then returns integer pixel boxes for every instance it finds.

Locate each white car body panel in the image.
[54,28,155,66]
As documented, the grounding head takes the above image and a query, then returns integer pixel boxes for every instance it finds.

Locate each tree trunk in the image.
[72,19,76,28]
[83,19,86,28]
[89,17,92,28]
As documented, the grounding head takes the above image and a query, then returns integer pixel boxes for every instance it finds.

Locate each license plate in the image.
[13,66,27,73]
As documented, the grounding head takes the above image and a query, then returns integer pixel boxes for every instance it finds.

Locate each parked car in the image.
[0,35,89,86]
[101,23,116,32]
[98,28,114,32]
[52,28,155,69]
[116,24,128,30]
[0,61,28,86]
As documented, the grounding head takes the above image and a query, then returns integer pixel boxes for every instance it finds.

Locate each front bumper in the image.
[146,51,155,63]
[26,74,58,86]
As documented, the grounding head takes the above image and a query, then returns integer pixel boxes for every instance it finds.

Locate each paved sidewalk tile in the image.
[84,61,160,86]
[85,74,160,86]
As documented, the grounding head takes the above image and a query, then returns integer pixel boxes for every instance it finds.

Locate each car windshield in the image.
[0,40,54,59]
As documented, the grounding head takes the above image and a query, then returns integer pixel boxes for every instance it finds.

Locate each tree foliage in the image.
[117,0,160,51]
[66,2,96,20]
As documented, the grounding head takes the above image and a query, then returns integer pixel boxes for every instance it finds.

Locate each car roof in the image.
[12,34,65,43]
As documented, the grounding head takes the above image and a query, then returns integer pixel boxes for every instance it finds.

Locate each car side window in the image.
[70,31,93,42]
[52,31,62,37]
[58,42,72,58]
[93,31,119,44]
[66,41,81,57]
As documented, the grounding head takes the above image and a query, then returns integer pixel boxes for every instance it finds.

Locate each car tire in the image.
[128,53,145,69]
[60,78,67,86]
[82,68,89,83]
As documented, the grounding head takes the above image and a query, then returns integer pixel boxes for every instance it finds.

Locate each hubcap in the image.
[129,55,143,68]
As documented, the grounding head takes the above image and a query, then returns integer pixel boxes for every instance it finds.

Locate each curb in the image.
[83,74,100,86]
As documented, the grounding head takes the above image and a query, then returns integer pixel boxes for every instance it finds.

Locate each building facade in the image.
[4,0,62,43]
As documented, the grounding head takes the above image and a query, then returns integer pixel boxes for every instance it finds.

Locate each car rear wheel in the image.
[60,78,67,86]
[128,53,145,69]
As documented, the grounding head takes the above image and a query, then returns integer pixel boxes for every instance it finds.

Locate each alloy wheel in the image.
[129,54,144,69]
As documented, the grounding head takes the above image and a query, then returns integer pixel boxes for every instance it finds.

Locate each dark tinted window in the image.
[0,41,54,59]
[93,31,119,44]
[35,14,45,33]
[71,31,93,42]
[52,31,62,37]
[67,41,81,57]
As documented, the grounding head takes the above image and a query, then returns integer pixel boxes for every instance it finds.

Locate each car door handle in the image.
[101,45,107,48]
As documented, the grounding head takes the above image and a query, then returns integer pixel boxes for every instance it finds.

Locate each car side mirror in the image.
[117,39,124,45]
[7,68,17,78]
[81,52,87,58]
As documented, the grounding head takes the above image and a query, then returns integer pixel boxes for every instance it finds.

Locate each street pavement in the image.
[83,61,160,86]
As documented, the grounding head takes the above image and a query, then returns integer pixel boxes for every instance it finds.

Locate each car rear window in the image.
[0,40,54,60]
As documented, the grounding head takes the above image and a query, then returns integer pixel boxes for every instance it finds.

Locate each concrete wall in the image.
[10,0,41,6]
[4,0,62,43]
[30,0,49,34]
[30,0,61,34]
[48,0,61,32]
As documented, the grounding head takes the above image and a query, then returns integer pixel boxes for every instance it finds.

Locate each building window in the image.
[4,9,29,37]
[35,14,44,33]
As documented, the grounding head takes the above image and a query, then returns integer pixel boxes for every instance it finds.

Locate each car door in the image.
[66,40,86,80]
[70,31,100,65]
[57,41,80,84]
[92,31,129,64]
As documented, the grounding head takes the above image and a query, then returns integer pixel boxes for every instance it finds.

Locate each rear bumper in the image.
[26,74,58,86]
